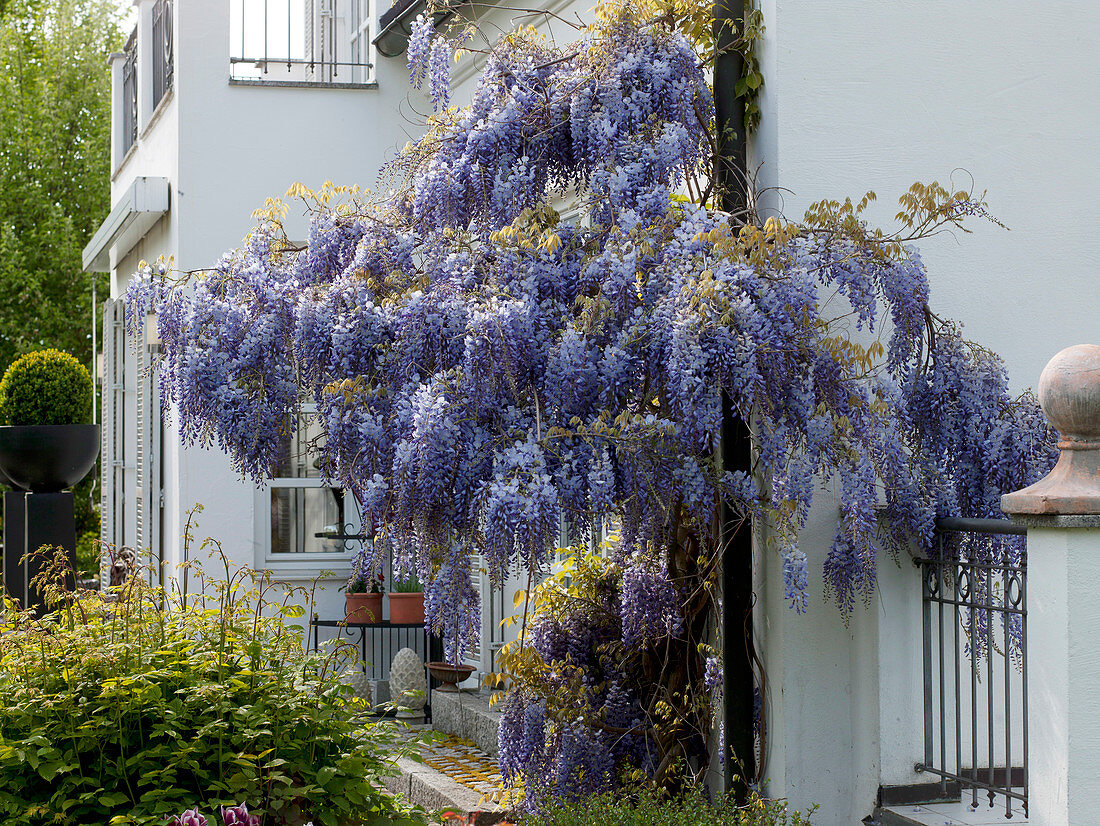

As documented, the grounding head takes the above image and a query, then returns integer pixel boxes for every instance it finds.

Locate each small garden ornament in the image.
[390,646,428,720]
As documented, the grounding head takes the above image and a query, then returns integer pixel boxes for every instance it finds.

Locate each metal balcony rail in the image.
[122,28,138,156]
[152,0,174,109]
[230,0,373,85]
[917,516,1028,819]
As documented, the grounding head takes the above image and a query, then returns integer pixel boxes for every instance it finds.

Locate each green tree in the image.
[0,0,123,373]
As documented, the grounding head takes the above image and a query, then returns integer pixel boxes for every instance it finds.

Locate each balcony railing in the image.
[121,28,138,156]
[230,0,373,85]
[151,0,174,109]
[916,517,1028,819]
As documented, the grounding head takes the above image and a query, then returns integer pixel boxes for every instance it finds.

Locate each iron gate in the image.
[916,516,1028,819]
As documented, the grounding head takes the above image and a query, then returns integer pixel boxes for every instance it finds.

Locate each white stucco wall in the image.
[752,1,1100,821]
[106,0,430,623]
[173,3,427,616]
[753,1,1100,389]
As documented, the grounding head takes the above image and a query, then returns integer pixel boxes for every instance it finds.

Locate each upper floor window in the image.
[230,0,374,86]
[114,1,173,167]
[151,0,174,110]
[122,29,138,156]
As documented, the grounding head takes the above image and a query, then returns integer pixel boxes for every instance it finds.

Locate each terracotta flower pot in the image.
[345,592,383,624]
[388,591,425,624]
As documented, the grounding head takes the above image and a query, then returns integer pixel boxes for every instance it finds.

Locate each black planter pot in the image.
[0,462,18,490]
[0,424,100,492]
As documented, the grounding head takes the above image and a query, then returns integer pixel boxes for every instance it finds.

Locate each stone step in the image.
[430,688,502,757]
[384,729,506,820]
[870,799,1027,825]
[385,754,485,816]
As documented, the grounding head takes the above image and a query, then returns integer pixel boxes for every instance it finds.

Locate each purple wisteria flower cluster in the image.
[126,6,1055,807]
[499,555,651,811]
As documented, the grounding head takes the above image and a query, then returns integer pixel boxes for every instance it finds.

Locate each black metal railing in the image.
[122,28,138,156]
[230,0,373,85]
[310,616,440,720]
[152,0,173,109]
[917,517,1028,819]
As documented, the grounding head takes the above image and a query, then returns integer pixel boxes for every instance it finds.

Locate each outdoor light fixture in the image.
[145,311,162,353]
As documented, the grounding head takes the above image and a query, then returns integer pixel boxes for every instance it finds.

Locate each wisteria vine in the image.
[126,1,1055,806]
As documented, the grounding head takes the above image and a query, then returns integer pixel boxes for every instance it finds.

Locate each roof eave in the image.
[82,177,170,273]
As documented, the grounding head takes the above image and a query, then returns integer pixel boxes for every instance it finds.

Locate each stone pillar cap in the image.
[1002,344,1100,516]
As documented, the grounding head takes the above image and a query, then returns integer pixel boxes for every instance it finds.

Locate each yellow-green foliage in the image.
[73,529,100,577]
[490,549,618,714]
[525,786,816,825]
[0,348,92,426]
[0,544,427,826]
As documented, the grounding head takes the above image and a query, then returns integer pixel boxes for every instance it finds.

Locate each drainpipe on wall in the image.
[713,0,756,803]
[91,278,97,426]
[374,0,466,58]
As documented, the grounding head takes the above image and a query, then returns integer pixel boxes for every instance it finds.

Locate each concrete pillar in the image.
[107,52,127,169]
[1002,344,1100,826]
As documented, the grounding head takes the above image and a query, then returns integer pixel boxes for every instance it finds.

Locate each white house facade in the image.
[83,0,425,623]
[84,1,1100,823]
[750,3,1100,822]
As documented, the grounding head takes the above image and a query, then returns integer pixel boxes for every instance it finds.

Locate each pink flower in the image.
[220,803,261,826]
[167,810,207,826]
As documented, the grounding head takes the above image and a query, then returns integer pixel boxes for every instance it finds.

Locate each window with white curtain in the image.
[261,405,359,566]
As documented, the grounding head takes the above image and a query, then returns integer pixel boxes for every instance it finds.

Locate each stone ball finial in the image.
[1038,344,1100,446]
[1003,344,1100,517]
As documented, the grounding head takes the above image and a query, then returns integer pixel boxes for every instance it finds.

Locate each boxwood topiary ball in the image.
[0,349,93,426]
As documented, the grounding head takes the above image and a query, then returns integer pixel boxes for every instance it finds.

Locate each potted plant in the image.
[388,572,424,624]
[0,350,98,492]
[344,548,383,624]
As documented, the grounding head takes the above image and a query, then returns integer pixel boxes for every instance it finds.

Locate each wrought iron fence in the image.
[122,28,138,156]
[230,0,373,85]
[917,516,1028,819]
[152,0,173,109]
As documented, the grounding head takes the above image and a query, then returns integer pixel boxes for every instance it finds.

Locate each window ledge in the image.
[111,140,140,182]
[256,565,352,583]
[229,78,378,90]
[140,85,175,142]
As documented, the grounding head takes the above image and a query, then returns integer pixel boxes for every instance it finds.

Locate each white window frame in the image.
[254,403,360,575]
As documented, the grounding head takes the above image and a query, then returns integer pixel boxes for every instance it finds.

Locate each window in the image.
[121,29,138,156]
[260,405,359,567]
[347,0,372,84]
[151,0,174,110]
[230,0,374,86]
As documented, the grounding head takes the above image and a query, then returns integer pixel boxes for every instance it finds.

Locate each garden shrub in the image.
[522,787,814,826]
[73,529,100,577]
[0,541,427,826]
[0,348,93,426]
